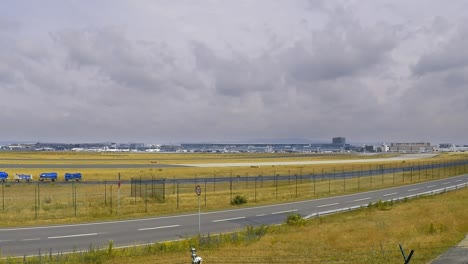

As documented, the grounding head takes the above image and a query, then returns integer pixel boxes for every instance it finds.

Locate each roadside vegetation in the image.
[2,185,467,263]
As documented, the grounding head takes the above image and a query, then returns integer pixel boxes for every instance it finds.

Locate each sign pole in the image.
[118,173,121,215]
[196,185,201,235]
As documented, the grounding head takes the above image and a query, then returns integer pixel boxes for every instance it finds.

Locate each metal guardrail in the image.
[304,182,468,219]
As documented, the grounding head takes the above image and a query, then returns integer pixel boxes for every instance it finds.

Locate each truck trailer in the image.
[39,172,58,182]
[14,174,33,182]
[0,171,8,182]
[64,173,82,182]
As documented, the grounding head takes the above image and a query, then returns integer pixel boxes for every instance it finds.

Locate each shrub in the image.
[231,195,247,205]
[286,214,306,227]
[245,224,268,240]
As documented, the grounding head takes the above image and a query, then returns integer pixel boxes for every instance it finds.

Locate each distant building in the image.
[439,143,455,149]
[381,143,389,152]
[389,142,433,153]
[332,137,346,145]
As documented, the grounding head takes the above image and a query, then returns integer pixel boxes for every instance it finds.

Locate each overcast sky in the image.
[1,1,468,144]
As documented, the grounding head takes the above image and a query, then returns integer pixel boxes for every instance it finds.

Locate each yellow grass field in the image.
[0,152,467,226]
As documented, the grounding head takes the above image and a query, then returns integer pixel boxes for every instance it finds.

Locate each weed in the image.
[286,213,307,226]
[231,194,247,205]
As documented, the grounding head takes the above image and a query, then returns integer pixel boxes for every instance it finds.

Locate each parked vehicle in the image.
[39,172,58,182]
[64,173,82,182]
[14,174,33,182]
[0,171,8,182]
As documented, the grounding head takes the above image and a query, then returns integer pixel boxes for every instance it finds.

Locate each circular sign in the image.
[195,185,201,196]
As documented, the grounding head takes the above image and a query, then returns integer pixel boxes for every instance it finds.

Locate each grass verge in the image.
[2,185,467,263]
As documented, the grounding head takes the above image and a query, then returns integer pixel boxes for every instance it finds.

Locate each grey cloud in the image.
[1,1,468,143]
[413,24,468,76]
[192,42,282,97]
[284,17,396,82]
[54,28,173,93]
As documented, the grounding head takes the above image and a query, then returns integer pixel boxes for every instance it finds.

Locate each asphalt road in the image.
[1,174,467,257]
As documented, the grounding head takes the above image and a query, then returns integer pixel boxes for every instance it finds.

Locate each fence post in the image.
[313,172,316,197]
[72,183,77,217]
[104,180,107,206]
[163,178,166,202]
[145,184,148,213]
[295,174,298,198]
[110,185,113,215]
[381,165,384,186]
[230,177,233,202]
[130,178,133,197]
[343,167,346,192]
[34,187,38,219]
[37,182,40,210]
[254,177,257,203]
[358,166,361,190]
[176,182,180,209]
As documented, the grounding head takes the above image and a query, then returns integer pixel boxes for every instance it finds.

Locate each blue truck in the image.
[14,174,33,182]
[39,172,58,182]
[0,171,8,182]
[64,173,82,182]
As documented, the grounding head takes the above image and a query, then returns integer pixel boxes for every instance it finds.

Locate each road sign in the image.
[196,185,201,196]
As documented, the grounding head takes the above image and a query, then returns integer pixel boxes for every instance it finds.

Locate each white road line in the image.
[213,217,246,223]
[455,180,462,182]
[256,214,267,217]
[22,238,40,241]
[138,225,180,231]
[383,192,398,197]
[48,233,98,239]
[353,197,370,202]
[408,188,421,192]
[426,185,437,188]
[442,182,451,185]
[317,203,339,208]
[271,209,298,215]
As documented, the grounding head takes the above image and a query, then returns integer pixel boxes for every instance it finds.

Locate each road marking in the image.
[442,182,451,185]
[426,185,437,188]
[138,225,180,231]
[455,180,462,182]
[213,217,246,223]
[383,192,398,197]
[271,209,298,215]
[256,214,267,217]
[22,238,41,241]
[408,188,421,192]
[353,197,370,202]
[48,233,98,239]
[317,203,339,208]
